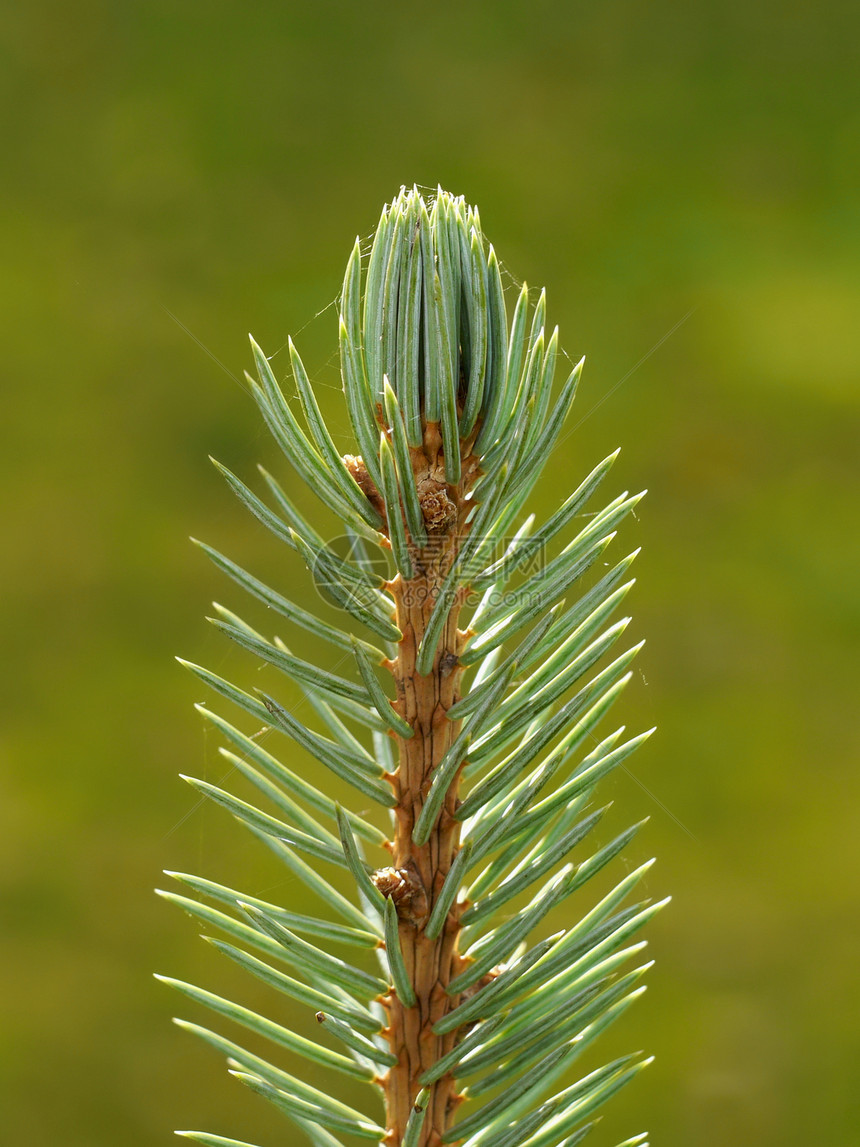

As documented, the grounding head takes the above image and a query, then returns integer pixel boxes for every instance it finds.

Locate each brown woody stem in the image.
[377,424,480,1147]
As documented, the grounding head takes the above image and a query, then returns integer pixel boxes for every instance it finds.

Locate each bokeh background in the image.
[2,1,858,1144]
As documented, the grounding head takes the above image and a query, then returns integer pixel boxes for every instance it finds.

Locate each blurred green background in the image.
[2,0,858,1144]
